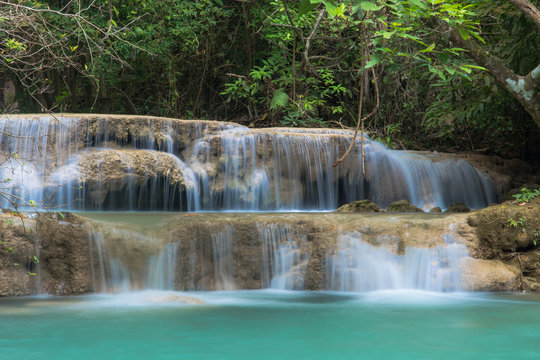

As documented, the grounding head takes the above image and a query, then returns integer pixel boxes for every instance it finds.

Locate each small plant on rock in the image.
[513,188,540,203]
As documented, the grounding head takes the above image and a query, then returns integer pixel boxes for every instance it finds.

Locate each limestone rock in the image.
[468,201,540,254]
[3,210,540,295]
[445,202,470,213]
[461,258,520,291]
[336,200,380,213]
[429,207,442,213]
[386,200,424,213]
[0,212,94,296]
[145,294,205,304]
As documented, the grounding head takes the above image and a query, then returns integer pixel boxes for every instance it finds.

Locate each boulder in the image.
[386,200,424,213]
[335,200,380,213]
[445,202,470,213]
[467,202,540,254]
[460,258,520,291]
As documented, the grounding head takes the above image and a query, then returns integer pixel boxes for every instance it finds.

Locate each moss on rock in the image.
[468,201,540,255]
[445,202,470,213]
[386,200,424,213]
[335,200,380,213]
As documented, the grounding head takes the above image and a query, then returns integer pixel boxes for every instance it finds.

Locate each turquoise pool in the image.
[1,290,539,360]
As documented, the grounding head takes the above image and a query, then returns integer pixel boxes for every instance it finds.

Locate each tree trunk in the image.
[433,2,540,129]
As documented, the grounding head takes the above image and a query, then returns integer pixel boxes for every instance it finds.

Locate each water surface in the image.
[1,290,538,360]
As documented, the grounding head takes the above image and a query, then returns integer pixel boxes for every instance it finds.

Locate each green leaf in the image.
[419,43,435,53]
[382,31,395,39]
[457,28,470,40]
[461,64,488,71]
[270,89,289,111]
[298,0,320,15]
[471,31,485,44]
[428,64,446,80]
[444,66,456,75]
[325,1,338,18]
[437,53,450,64]
[360,1,383,11]
[365,54,382,68]
[409,0,428,9]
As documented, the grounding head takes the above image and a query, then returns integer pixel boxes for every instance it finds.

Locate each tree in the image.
[432,0,540,129]
[0,0,146,110]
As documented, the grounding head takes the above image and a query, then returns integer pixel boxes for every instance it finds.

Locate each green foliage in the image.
[513,188,540,203]
[270,90,289,111]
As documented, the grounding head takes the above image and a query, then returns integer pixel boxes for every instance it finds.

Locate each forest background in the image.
[1,0,539,163]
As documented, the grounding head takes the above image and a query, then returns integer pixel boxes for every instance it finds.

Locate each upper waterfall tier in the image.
[0,114,498,211]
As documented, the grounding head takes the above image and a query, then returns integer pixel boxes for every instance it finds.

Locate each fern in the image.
[270,89,289,111]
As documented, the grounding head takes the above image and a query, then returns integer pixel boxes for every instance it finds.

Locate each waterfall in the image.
[211,226,235,290]
[327,232,468,292]
[259,223,308,290]
[87,225,178,292]
[0,115,498,211]
[146,243,178,290]
[81,214,472,294]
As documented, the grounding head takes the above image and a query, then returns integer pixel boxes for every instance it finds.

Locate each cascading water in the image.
[0,114,496,297]
[211,226,235,290]
[87,224,178,292]
[259,223,308,290]
[0,115,497,211]
[146,243,178,290]
[326,232,469,292]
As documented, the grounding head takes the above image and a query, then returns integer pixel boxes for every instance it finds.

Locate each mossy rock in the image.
[445,202,470,213]
[336,200,380,213]
[467,202,540,255]
[386,200,424,213]
[429,207,442,213]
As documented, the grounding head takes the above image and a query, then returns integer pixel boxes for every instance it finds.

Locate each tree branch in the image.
[432,17,540,128]
[508,0,540,29]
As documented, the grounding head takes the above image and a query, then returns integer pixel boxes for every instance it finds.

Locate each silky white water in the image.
[0,115,497,211]
[327,232,468,292]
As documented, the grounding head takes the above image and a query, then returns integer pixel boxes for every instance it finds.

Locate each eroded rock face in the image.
[0,212,94,296]
[460,258,520,291]
[466,199,540,291]
[2,209,539,296]
[50,149,193,209]
[468,201,540,254]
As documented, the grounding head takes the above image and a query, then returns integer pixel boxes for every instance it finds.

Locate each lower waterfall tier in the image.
[1,211,529,296]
